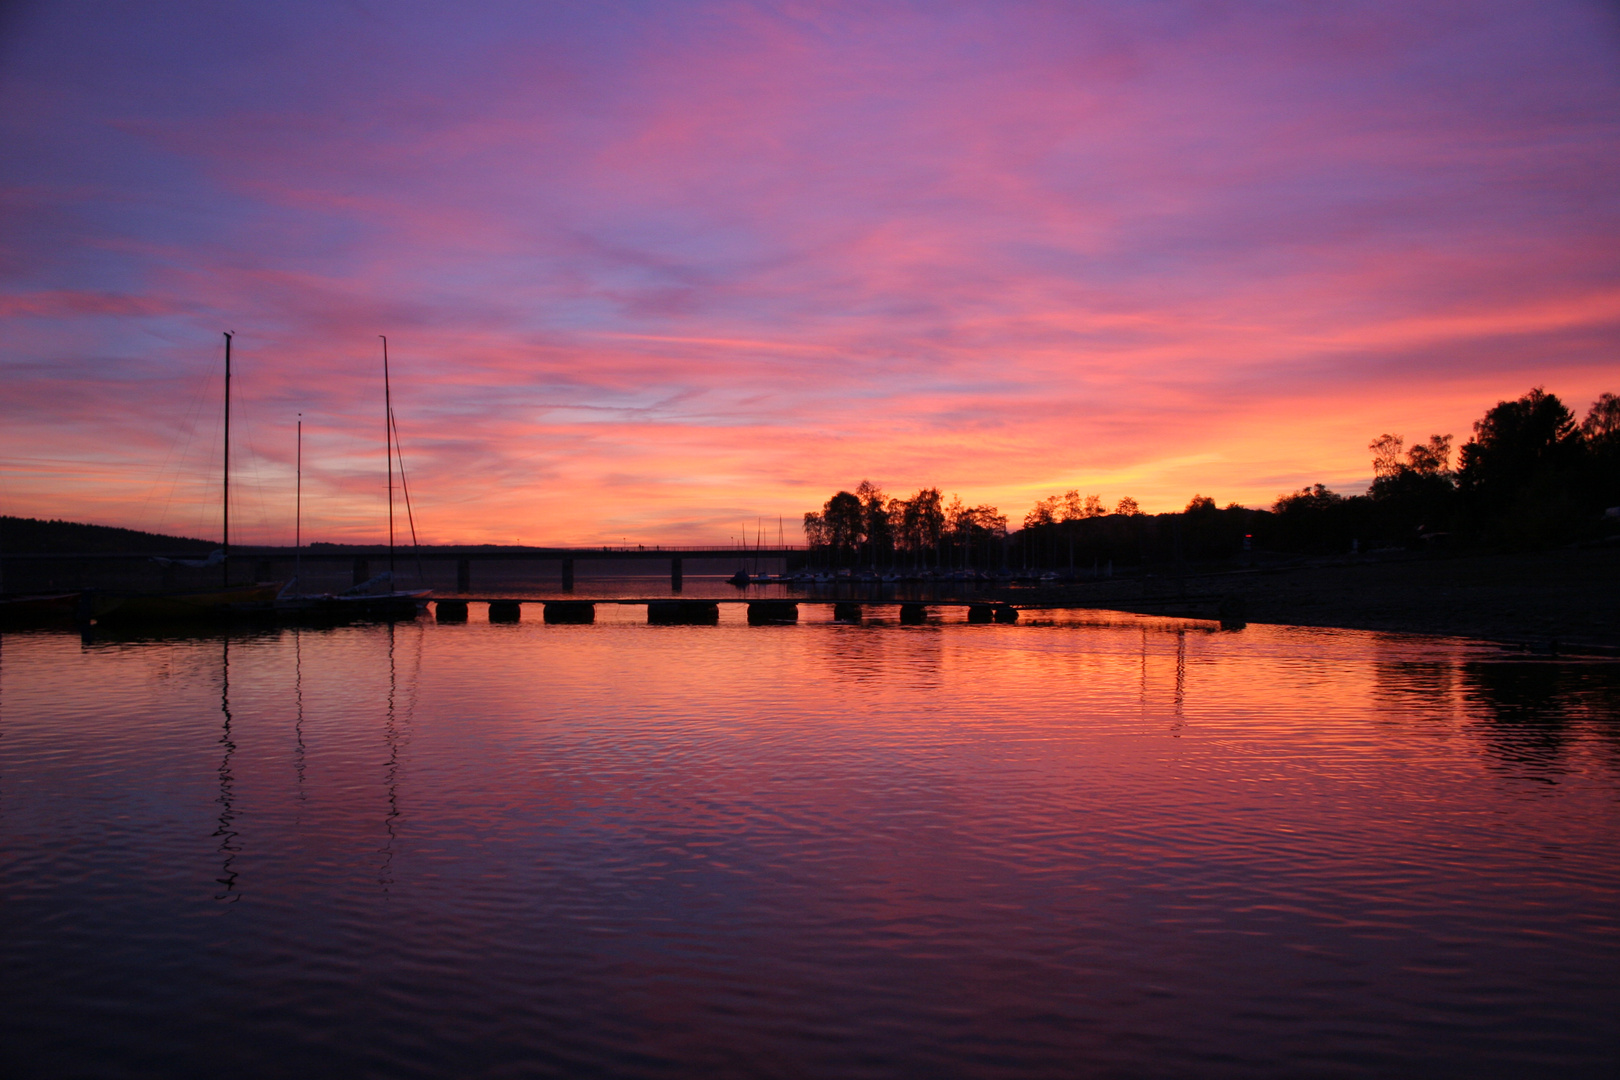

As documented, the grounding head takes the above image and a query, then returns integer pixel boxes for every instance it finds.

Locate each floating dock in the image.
[430,598,1024,626]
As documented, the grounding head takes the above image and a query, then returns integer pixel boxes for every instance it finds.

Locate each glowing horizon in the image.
[2,2,1617,546]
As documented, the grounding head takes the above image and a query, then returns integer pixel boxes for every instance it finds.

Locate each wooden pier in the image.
[428,598,1024,626]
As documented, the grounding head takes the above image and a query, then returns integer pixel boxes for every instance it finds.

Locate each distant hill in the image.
[0,516,216,554]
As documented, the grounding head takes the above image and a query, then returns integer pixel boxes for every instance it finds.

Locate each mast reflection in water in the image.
[213,636,240,901]
[1,609,1617,1078]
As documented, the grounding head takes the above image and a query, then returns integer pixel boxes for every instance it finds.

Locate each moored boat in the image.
[73,334,288,628]
[275,573,430,623]
[0,592,82,628]
[85,582,285,624]
[275,335,430,622]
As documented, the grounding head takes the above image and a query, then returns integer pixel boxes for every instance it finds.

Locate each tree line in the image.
[1270,386,1618,552]
[802,386,1619,570]
[802,481,1007,569]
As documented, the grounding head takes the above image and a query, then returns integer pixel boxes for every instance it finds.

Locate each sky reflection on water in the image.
[1,613,1617,1078]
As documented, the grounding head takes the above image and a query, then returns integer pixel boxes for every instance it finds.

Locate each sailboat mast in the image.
[295,415,302,586]
[222,331,232,588]
[381,335,394,577]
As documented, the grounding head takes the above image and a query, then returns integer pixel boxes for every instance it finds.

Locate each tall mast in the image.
[222,331,233,588]
[381,335,394,578]
[295,414,302,587]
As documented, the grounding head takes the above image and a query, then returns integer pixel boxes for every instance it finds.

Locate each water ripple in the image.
[1,619,1617,1077]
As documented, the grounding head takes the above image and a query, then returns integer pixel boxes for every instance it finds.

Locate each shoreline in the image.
[998,543,1620,654]
[4,542,1615,654]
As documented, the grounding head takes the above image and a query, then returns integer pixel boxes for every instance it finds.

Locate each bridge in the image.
[2,544,805,593]
[267,545,804,591]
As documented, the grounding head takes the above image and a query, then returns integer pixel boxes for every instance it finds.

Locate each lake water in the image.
[2,606,1618,1078]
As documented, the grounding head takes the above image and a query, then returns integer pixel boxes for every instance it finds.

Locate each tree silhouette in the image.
[1368,433,1455,540]
[806,490,866,564]
[1275,484,1343,514]
[1583,393,1620,507]
[1458,388,1582,501]
[803,483,1006,570]
[1457,387,1587,545]
[856,480,892,565]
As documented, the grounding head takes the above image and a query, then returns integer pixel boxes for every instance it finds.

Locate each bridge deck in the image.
[441,598,1230,610]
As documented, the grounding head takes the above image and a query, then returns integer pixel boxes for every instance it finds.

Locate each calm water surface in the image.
[2,607,1618,1078]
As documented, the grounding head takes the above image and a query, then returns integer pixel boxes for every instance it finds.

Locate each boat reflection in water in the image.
[1,610,1617,1077]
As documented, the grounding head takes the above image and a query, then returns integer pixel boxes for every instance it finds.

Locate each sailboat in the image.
[276,336,430,622]
[87,333,285,625]
[0,588,82,628]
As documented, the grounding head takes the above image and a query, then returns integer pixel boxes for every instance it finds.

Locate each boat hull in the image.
[275,590,431,624]
[0,592,82,629]
[88,583,287,624]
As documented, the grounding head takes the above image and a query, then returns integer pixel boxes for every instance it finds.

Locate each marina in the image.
[4,6,1617,1075]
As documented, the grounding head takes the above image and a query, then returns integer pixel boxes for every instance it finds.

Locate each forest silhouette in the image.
[801,387,1620,570]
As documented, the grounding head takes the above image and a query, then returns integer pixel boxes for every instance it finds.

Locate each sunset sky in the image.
[2,1,1617,545]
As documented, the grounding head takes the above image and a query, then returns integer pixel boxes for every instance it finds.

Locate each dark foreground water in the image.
[2,607,1618,1078]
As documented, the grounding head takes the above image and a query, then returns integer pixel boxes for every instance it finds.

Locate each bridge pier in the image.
[489,600,521,623]
[648,600,719,625]
[562,558,575,592]
[967,603,994,624]
[899,603,928,624]
[456,558,470,593]
[833,602,863,623]
[544,601,595,624]
[747,600,797,625]
[435,599,468,623]
[671,556,682,593]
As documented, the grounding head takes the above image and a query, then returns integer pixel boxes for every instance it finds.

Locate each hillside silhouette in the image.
[1,516,215,554]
